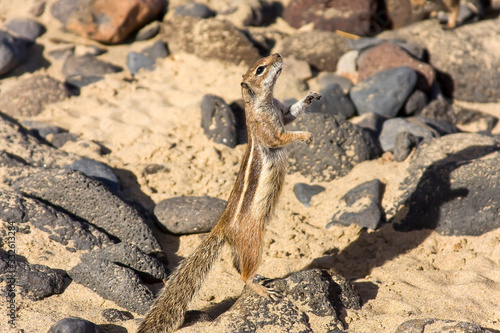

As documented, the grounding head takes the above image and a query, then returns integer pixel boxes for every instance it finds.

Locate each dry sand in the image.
[1,1,500,332]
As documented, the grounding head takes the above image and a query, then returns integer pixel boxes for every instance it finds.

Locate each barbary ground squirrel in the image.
[138,53,322,333]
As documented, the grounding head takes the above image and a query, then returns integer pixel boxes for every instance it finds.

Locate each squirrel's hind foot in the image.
[248,275,283,301]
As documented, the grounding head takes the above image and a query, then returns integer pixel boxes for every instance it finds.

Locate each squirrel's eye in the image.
[255,66,265,76]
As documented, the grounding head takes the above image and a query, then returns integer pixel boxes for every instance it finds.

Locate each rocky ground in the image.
[0,0,499,332]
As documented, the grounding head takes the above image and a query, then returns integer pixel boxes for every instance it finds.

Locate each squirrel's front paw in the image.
[304,132,313,145]
[305,92,322,104]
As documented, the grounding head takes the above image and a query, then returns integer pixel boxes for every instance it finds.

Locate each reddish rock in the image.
[357,42,435,91]
[65,0,164,44]
[283,0,378,36]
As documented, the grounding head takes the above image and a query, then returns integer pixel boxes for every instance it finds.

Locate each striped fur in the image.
[137,53,320,333]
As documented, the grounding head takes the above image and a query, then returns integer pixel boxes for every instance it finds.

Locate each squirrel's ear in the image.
[241,82,254,95]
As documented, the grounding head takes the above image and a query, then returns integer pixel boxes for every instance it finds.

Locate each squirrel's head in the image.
[241,53,282,104]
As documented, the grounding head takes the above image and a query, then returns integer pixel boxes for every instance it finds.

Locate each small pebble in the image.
[68,158,120,193]
[293,183,325,207]
[175,2,216,18]
[48,317,103,333]
[5,18,45,41]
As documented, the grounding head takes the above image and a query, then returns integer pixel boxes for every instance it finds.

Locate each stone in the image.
[393,131,420,162]
[0,30,32,76]
[0,250,65,301]
[414,117,460,137]
[403,90,428,116]
[308,83,356,119]
[101,309,133,323]
[274,31,350,72]
[282,57,312,81]
[80,242,168,282]
[0,75,72,117]
[384,0,426,29]
[293,183,325,207]
[50,132,80,148]
[69,257,153,314]
[395,318,491,333]
[135,20,160,41]
[287,113,381,181]
[21,120,66,140]
[65,75,103,88]
[200,94,238,148]
[0,187,113,251]
[5,18,45,42]
[12,168,161,253]
[357,42,435,91]
[68,158,120,193]
[48,317,103,333]
[127,41,169,74]
[379,118,434,152]
[317,73,354,92]
[30,0,47,17]
[61,0,164,44]
[194,269,359,332]
[327,179,384,230]
[74,45,106,57]
[350,66,417,118]
[161,17,260,66]
[283,0,379,36]
[175,2,215,18]
[378,19,500,102]
[154,196,226,234]
[62,54,122,80]
[0,111,76,169]
[355,112,387,143]
[336,50,359,78]
[391,133,500,236]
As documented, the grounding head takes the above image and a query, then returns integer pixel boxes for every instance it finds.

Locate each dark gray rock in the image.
[68,158,120,193]
[12,168,161,253]
[393,131,420,162]
[62,55,122,86]
[200,94,237,148]
[379,118,434,152]
[65,75,103,88]
[308,83,356,119]
[135,21,160,41]
[0,111,76,168]
[0,187,113,251]
[80,242,168,282]
[201,269,360,332]
[127,41,169,74]
[418,99,498,133]
[415,117,460,137]
[48,317,103,333]
[379,19,500,102]
[395,318,490,333]
[101,308,133,323]
[287,113,381,181]
[21,121,66,140]
[391,133,500,236]
[50,132,80,148]
[175,2,215,18]
[274,31,350,72]
[69,257,153,314]
[327,179,384,230]
[47,46,75,61]
[30,0,46,17]
[0,75,72,117]
[348,37,386,52]
[127,51,156,75]
[50,0,78,24]
[5,18,45,42]
[293,183,325,207]
[355,112,387,143]
[0,250,65,301]
[317,73,354,92]
[403,90,428,116]
[161,16,260,66]
[154,196,226,235]
[350,66,417,118]
[0,30,32,76]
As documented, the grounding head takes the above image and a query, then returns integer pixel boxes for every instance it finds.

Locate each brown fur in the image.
[412,0,460,28]
[137,53,321,333]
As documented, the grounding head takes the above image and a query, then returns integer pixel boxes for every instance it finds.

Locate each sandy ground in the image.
[1,1,500,332]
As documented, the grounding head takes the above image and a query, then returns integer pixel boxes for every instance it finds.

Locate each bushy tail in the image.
[137,230,225,333]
